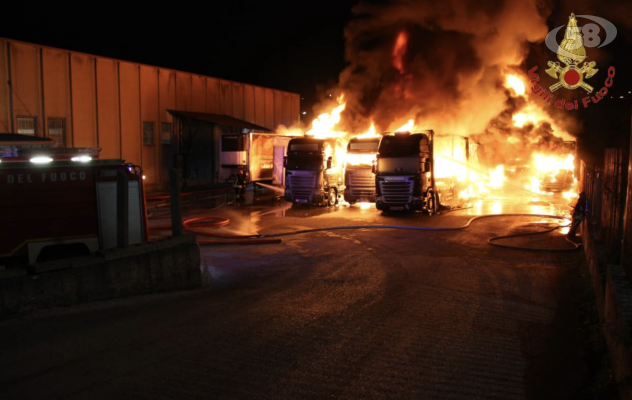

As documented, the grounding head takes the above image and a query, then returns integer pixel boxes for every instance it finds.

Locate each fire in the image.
[394,119,414,132]
[504,74,526,96]
[306,94,347,139]
[533,153,574,174]
[488,165,505,189]
[392,31,408,74]
[355,122,380,139]
[346,153,376,166]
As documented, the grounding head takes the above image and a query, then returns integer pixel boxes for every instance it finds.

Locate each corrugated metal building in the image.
[0,37,300,191]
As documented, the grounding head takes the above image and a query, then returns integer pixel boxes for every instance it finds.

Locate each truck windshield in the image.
[286,154,324,171]
[379,139,419,157]
[377,156,420,174]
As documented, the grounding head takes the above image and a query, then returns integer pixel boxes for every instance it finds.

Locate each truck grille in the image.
[347,171,375,196]
[379,180,412,203]
[289,175,316,197]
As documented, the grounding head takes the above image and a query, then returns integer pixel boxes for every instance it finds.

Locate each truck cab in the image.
[284,137,345,206]
[344,136,380,204]
[374,131,435,212]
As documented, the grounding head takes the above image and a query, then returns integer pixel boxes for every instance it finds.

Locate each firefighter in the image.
[567,192,587,240]
[233,168,247,205]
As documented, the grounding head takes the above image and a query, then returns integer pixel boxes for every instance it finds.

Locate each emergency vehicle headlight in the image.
[30,156,53,164]
[71,156,92,162]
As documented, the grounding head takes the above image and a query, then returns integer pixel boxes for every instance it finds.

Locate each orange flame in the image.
[355,122,381,139]
[392,31,408,74]
[504,74,526,96]
[306,94,347,139]
[394,119,414,132]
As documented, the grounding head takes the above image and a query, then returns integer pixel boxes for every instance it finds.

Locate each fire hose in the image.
[151,213,579,251]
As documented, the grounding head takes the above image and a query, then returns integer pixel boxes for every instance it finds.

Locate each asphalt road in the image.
[0,189,600,400]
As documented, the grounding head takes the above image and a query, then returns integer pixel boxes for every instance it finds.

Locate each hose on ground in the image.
[256,213,580,252]
[151,212,579,251]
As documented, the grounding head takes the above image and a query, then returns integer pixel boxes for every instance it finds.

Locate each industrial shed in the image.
[0,37,301,191]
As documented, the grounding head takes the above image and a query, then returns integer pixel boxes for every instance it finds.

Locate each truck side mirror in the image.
[283,156,287,168]
[372,160,377,174]
[326,156,332,169]
[422,161,430,172]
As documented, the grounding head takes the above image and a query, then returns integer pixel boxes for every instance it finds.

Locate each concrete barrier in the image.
[0,234,201,318]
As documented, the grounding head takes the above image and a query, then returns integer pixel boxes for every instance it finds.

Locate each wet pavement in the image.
[0,184,599,400]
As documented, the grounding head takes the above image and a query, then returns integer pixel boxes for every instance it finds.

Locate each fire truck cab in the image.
[0,134,148,269]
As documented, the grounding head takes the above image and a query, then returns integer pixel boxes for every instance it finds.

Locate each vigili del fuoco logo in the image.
[527,13,617,111]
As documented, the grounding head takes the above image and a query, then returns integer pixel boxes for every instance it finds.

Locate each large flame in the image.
[306,94,347,139]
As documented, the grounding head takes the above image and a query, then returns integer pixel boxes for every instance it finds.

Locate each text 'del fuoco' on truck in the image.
[284,137,345,206]
[344,136,380,204]
[0,133,148,269]
[373,130,471,213]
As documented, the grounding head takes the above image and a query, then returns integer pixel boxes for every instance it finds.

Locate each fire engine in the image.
[0,134,148,269]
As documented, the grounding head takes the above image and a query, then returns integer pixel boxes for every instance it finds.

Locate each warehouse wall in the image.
[0,38,301,191]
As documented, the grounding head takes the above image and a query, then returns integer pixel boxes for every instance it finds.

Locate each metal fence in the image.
[581,147,630,272]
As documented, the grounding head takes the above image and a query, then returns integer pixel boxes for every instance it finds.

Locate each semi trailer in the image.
[343,136,380,204]
[374,130,471,213]
[219,132,294,187]
[284,137,345,206]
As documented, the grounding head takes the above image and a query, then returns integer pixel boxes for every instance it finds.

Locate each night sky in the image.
[1,0,631,165]
[0,1,358,122]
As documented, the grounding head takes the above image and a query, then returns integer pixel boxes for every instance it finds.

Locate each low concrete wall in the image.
[0,234,201,318]
[584,221,632,399]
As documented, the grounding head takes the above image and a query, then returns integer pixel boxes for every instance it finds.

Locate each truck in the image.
[0,133,148,269]
[343,136,380,204]
[219,132,294,187]
[373,130,471,213]
[537,140,577,193]
[284,136,345,206]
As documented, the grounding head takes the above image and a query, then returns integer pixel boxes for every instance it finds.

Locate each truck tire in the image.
[327,188,337,207]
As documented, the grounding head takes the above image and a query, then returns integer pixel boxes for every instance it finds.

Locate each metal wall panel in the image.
[0,41,12,132]
[291,93,300,126]
[254,86,265,128]
[264,88,274,129]
[282,92,292,128]
[140,65,159,186]
[95,58,120,159]
[244,84,255,124]
[119,62,141,166]
[70,53,97,147]
[622,143,632,278]
[191,75,206,113]
[600,148,628,264]
[10,42,42,132]
[273,90,283,129]
[41,48,71,133]
[232,82,244,120]
[175,71,191,111]
[206,77,220,114]
[158,69,176,120]
[220,80,232,116]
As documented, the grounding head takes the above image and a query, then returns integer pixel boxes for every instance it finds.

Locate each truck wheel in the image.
[327,188,337,207]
